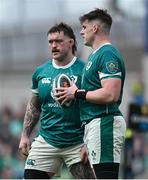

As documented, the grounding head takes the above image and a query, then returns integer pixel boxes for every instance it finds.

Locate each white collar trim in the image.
[92,43,111,54]
[52,56,77,69]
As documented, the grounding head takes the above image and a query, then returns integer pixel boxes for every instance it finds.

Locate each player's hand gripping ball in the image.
[52,74,72,107]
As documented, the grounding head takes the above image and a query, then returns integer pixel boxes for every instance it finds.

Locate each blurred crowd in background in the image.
[0,104,25,178]
[0,0,148,179]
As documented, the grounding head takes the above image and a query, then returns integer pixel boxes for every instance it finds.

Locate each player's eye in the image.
[82,25,86,29]
[55,39,63,43]
[48,39,63,44]
[48,40,53,44]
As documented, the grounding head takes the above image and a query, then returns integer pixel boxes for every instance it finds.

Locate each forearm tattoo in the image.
[23,95,41,137]
[70,161,96,179]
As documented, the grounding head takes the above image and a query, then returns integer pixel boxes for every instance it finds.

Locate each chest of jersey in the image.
[82,55,102,90]
[37,66,80,103]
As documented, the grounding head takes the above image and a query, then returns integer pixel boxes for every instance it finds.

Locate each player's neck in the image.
[54,54,75,66]
[92,36,110,51]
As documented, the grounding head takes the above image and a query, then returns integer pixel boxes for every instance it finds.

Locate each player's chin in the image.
[52,53,61,59]
[84,41,91,46]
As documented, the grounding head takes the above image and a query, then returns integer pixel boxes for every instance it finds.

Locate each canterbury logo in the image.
[42,78,51,84]
[26,159,36,166]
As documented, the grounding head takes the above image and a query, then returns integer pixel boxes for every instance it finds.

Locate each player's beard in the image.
[53,51,68,63]
[52,49,62,61]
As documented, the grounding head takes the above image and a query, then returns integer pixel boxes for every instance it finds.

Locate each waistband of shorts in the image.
[81,112,123,126]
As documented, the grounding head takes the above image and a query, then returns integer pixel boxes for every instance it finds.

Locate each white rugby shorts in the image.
[25,135,84,176]
[84,115,126,165]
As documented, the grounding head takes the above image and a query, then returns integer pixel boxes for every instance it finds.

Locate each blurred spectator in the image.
[0,104,26,178]
[131,79,145,105]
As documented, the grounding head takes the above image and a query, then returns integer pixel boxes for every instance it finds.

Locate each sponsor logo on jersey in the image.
[42,78,51,84]
[48,102,61,108]
[106,61,119,74]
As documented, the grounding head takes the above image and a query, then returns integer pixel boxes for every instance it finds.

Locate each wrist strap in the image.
[74,89,87,100]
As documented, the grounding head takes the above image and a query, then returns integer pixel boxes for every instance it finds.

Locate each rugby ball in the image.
[52,74,72,107]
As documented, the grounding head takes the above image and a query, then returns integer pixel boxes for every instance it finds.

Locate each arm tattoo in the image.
[23,95,41,137]
[70,161,96,179]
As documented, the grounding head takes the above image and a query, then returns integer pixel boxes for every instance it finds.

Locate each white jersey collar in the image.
[92,42,111,54]
[52,56,77,69]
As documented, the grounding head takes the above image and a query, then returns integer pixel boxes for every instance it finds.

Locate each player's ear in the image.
[69,39,74,47]
[93,24,99,33]
[68,39,74,50]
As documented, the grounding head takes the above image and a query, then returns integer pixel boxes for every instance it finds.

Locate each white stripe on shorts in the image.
[113,116,126,162]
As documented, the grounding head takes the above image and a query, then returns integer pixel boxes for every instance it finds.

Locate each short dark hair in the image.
[47,22,77,55]
[79,8,112,34]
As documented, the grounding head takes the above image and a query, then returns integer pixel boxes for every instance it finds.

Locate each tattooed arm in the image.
[19,94,41,156]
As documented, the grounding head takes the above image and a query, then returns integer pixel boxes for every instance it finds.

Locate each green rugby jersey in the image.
[80,43,126,122]
[32,57,85,148]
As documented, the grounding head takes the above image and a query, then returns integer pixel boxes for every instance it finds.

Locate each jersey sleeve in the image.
[98,51,122,81]
[31,68,39,95]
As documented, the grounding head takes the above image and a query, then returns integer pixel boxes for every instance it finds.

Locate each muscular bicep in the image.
[101,78,121,101]
[86,78,121,104]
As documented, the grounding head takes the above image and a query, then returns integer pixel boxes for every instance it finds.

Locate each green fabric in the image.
[100,115,114,163]
[80,44,126,122]
[32,57,85,148]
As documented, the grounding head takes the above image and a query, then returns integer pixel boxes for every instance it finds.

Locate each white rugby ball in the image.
[53,74,72,107]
